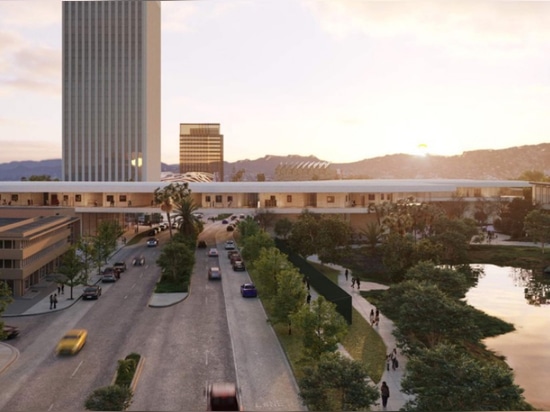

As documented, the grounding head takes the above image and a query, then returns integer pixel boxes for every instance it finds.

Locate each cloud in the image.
[162,2,198,33]
[303,0,550,59]
[0,140,61,163]
[0,1,60,29]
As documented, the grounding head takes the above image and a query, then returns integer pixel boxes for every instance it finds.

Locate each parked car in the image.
[221,219,229,224]
[225,240,235,250]
[226,225,235,232]
[208,266,222,280]
[147,237,159,247]
[208,248,219,257]
[227,250,240,259]
[56,329,88,355]
[82,285,102,299]
[158,222,168,231]
[102,272,117,283]
[1,324,20,340]
[229,253,242,264]
[113,261,127,272]
[197,240,208,249]
[132,256,145,266]
[232,260,245,271]
[240,283,257,298]
[207,382,241,411]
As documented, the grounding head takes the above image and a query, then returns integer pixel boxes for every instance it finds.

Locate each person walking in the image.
[344,269,349,281]
[53,293,58,309]
[57,284,61,294]
[391,348,398,370]
[380,381,390,409]
[356,278,361,289]
[351,277,356,288]
[49,294,54,310]
[306,294,311,305]
[61,283,65,295]
[369,309,375,325]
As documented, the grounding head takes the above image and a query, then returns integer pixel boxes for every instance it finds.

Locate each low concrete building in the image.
[0,208,80,297]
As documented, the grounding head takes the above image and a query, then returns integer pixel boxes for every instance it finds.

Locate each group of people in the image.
[344,268,361,289]
[386,348,399,371]
[369,308,380,326]
[49,293,58,310]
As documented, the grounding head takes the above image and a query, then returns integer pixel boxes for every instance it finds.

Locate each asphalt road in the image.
[0,218,303,411]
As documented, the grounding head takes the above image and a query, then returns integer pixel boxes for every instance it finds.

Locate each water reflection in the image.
[466,264,550,410]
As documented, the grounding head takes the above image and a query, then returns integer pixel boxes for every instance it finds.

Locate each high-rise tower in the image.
[62,1,161,182]
[179,124,224,181]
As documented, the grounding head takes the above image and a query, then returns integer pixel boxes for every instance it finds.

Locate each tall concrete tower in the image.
[179,124,224,181]
[62,1,161,182]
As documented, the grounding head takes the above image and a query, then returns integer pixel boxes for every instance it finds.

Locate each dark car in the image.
[240,283,257,298]
[147,237,159,247]
[132,256,145,266]
[226,225,235,232]
[227,250,240,259]
[232,260,245,271]
[229,253,242,264]
[197,240,208,249]
[113,261,127,272]
[221,219,229,224]
[207,382,241,411]
[82,285,102,299]
[102,268,117,283]
[2,324,20,340]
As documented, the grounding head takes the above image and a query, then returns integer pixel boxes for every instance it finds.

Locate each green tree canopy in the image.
[270,266,307,334]
[524,209,550,253]
[240,231,275,268]
[404,261,470,299]
[249,247,291,295]
[401,343,531,411]
[298,352,379,411]
[291,296,348,360]
[58,245,87,300]
[274,218,293,239]
[156,241,195,284]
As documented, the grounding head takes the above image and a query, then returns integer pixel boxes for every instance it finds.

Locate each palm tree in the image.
[154,183,193,239]
[173,196,201,238]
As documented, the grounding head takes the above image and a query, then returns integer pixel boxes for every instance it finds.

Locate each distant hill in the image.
[2,144,550,181]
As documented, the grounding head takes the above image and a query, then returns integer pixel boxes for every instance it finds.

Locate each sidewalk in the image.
[308,256,412,411]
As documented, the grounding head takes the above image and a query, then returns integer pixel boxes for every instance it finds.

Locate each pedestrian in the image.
[356,278,361,289]
[306,294,311,305]
[369,309,375,325]
[375,314,380,326]
[351,277,355,288]
[380,381,390,409]
[61,283,64,295]
[57,284,61,294]
[306,276,310,291]
[344,268,349,281]
[391,348,399,370]
[53,293,58,309]
[49,294,53,310]
[386,354,391,371]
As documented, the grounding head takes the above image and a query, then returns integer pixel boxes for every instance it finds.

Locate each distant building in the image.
[179,124,224,181]
[62,1,161,182]
[0,208,80,297]
[275,160,338,181]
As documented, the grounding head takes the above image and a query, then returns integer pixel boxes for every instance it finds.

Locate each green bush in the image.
[114,353,140,387]
[84,385,133,411]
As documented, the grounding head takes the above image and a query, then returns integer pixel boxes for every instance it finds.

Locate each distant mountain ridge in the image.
[1,143,549,181]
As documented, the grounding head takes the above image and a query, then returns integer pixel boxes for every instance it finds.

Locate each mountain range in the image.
[2,143,549,181]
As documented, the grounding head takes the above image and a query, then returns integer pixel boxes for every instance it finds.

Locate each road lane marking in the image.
[205,351,208,365]
[124,295,129,299]
[48,403,54,411]
[131,283,136,289]
[71,360,84,378]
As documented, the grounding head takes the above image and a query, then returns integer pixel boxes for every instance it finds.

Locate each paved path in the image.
[308,256,412,411]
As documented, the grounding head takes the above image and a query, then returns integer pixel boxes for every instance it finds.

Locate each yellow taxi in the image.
[56,329,88,355]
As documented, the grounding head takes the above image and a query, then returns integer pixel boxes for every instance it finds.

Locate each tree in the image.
[237,216,260,239]
[430,216,478,265]
[0,281,14,340]
[317,215,351,264]
[524,209,550,253]
[517,169,550,182]
[361,221,383,254]
[240,231,275,268]
[291,296,348,360]
[271,266,307,334]
[173,196,201,239]
[494,197,535,238]
[274,218,293,239]
[77,236,96,284]
[154,182,193,239]
[230,168,245,182]
[92,220,123,273]
[84,385,133,411]
[298,352,379,411]
[58,245,87,300]
[156,241,195,284]
[401,343,531,411]
[288,210,321,258]
[382,232,416,282]
[404,261,470,299]
[254,209,276,231]
[256,173,266,181]
[251,247,292,295]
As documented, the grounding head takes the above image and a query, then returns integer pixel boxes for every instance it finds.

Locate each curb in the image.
[0,342,20,374]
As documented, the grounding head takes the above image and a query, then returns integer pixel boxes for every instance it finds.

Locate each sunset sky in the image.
[1,0,549,164]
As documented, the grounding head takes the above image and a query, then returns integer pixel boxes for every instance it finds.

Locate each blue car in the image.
[240,283,257,298]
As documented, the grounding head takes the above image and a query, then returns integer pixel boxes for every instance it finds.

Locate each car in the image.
[102,272,117,283]
[221,219,229,224]
[132,256,145,266]
[239,214,245,219]
[208,266,222,280]
[56,329,88,355]
[226,225,235,232]
[147,237,159,247]
[197,240,208,249]
[208,248,219,257]
[229,253,242,264]
[240,283,257,298]
[113,261,127,272]
[232,260,245,271]
[82,285,102,299]
[227,250,240,259]
[225,240,235,250]
[1,324,20,340]
[158,222,168,231]
[207,382,241,411]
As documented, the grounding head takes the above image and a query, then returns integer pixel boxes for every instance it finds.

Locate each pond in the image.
[465,264,550,410]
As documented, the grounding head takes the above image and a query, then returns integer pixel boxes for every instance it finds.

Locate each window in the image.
[287,195,292,203]
[205,196,211,202]
[227,196,233,202]
[327,196,335,203]
[11,194,18,202]
[368,194,375,201]
[119,195,127,202]
[75,195,82,202]
[215,195,222,203]
[106,195,114,202]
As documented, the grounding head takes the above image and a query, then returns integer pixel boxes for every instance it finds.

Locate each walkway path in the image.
[308,256,413,411]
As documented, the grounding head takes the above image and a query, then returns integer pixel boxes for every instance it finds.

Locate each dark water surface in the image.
[465,264,550,410]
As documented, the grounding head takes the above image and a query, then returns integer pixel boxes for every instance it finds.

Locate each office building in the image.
[179,124,224,181]
[62,1,161,182]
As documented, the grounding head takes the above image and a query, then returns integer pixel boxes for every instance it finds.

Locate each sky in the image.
[1,0,550,165]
